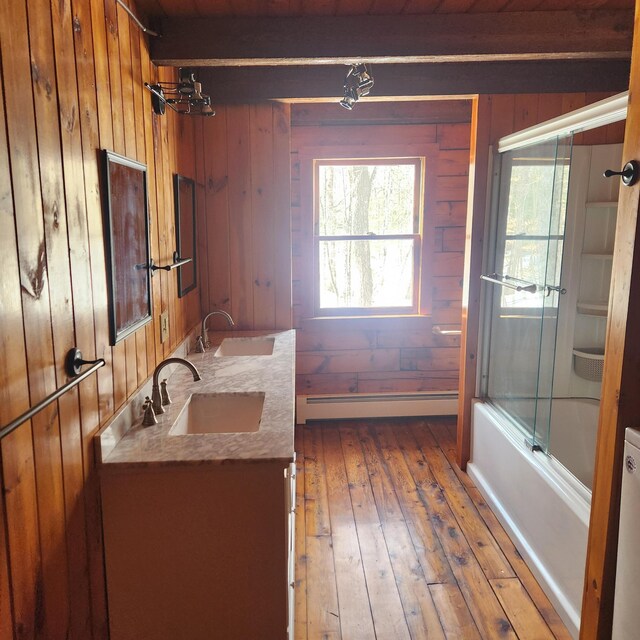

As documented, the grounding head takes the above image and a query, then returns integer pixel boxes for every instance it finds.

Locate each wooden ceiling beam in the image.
[195,60,630,103]
[151,11,633,66]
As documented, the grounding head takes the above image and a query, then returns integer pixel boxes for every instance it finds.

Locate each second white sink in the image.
[215,337,275,357]
[168,392,265,435]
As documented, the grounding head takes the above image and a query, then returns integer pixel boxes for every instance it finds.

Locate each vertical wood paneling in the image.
[0,1,206,637]
[129,15,150,385]
[273,103,293,330]
[197,102,292,331]
[2,1,71,637]
[227,105,255,328]
[251,104,277,328]
[30,0,94,635]
[456,96,490,471]
[116,0,141,395]
[51,0,101,437]
[0,488,13,640]
[151,69,169,358]
[87,0,116,424]
[581,9,640,635]
[203,107,232,315]
[140,41,162,380]
[0,55,39,640]
[103,0,128,407]
[161,68,179,351]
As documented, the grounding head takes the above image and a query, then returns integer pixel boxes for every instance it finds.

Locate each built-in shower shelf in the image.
[577,301,608,316]
[573,347,605,382]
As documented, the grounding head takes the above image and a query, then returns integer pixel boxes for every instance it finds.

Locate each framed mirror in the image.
[102,150,152,345]
[174,174,197,297]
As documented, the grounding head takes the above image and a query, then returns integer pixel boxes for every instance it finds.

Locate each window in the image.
[314,158,423,315]
[497,146,571,311]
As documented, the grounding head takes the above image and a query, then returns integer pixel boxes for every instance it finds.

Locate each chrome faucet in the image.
[151,358,202,414]
[196,310,235,352]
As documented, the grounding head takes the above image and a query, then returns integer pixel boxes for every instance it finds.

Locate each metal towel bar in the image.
[480,273,566,296]
[150,252,193,274]
[0,348,105,441]
[480,273,538,294]
[432,325,462,336]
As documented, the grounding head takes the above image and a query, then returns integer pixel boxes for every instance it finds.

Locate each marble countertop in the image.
[96,330,295,467]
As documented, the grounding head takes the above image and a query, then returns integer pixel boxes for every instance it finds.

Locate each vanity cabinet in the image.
[101,458,295,640]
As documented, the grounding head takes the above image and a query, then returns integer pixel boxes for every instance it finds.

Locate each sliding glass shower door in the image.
[483,135,572,451]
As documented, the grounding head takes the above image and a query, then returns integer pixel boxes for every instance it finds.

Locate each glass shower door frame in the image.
[531,137,573,452]
[481,135,572,453]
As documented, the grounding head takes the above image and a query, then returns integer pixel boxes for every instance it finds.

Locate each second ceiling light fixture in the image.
[340,64,375,110]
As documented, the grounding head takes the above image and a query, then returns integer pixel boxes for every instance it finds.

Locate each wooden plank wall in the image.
[291,101,472,396]
[0,1,204,638]
[483,92,626,146]
[196,103,293,331]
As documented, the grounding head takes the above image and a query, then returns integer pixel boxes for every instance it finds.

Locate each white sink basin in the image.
[215,337,275,357]
[168,392,265,435]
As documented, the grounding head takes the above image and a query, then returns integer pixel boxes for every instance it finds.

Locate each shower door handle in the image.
[480,273,538,294]
[544,284,567,296]
[604,161,639,187]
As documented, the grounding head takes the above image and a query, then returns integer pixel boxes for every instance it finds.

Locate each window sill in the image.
[299,314,434,331]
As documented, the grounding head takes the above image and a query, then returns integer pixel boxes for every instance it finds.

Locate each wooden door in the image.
[580,4,640,638]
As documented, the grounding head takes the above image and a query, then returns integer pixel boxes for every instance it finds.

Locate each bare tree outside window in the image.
[315,159,422,314]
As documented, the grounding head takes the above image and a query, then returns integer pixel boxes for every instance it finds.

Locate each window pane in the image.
[318,239,414,309]
[506,161,556,236]
[501,238,548,308]
[318,164,416,236]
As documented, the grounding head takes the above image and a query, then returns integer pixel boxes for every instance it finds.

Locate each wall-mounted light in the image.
[339,64,374,110]
[144,68,215,117]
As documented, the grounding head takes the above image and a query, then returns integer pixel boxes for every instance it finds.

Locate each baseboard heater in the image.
[296,391,458,424]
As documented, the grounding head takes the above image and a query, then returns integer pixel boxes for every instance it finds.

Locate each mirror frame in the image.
[102,150,152,345]
[174,174,197,297]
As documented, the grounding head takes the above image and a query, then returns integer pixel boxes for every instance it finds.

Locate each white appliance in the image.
[612,428,640,638]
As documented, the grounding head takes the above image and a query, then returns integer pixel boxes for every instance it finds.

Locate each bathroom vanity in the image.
[96,330,296,640]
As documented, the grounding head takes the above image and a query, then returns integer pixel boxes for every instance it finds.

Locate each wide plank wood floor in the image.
[294,418,572,640]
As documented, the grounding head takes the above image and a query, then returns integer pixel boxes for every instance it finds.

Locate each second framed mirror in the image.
[174,174,197,297]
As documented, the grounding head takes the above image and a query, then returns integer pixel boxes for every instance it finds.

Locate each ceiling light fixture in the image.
[144,68,215,117]
[339,64,374,110]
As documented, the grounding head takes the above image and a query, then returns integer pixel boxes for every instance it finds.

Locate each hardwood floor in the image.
[294,418,571,640]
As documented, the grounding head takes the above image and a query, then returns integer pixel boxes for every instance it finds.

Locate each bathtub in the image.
[468,399,597,638]
[549,398,599,490]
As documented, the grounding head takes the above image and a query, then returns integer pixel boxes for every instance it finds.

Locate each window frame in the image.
[313,157,424,316]
[494,153,570,315]
[297,142,438,322]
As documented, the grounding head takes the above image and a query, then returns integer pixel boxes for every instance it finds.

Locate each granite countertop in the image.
[96,330,295,467]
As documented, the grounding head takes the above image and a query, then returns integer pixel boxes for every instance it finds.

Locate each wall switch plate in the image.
[160,311,169,343]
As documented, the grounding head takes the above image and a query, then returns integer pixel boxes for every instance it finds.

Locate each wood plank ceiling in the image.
[136,0,633,18]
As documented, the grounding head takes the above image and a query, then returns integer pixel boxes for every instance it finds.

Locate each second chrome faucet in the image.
[195,309,235,352]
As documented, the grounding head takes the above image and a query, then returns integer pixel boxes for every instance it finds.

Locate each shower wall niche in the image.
[554,143,622,401]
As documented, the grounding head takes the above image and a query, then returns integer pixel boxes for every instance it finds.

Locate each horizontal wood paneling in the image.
[292,102,471,396]
[0,1,205,637]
